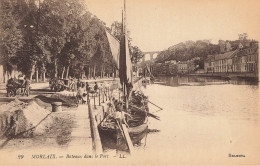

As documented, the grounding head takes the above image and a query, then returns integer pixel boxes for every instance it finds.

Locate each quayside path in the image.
[67,104,93,152]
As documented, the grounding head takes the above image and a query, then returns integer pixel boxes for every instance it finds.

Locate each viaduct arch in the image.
[142,51,160,62]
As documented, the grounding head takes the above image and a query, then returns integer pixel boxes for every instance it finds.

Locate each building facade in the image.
[177,62,188,74]
[204,44,258,75]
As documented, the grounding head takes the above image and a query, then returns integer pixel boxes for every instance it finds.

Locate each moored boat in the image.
[98,94,149,151]
[98,116,148,151]
[97,0,159,153]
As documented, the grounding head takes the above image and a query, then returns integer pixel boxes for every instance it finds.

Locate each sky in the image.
[82,0,260,52]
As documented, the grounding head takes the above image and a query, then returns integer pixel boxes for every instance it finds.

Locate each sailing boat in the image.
[98,0,151,152]
[142,65,155,85]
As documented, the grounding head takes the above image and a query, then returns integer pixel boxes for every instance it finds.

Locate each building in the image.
[204,55,215,73]
[213,50,238,73]
[232,46,258,73]
[177,62,188,74]
[204,43,258,75]
[161,63,168,75]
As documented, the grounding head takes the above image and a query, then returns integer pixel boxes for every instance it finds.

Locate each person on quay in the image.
[24,77,30,96]
[86,82,90,92]
[77,83,85,104]
[6,77,15,97]
[76,78,81,90]
[19,76,26,95]
[114,102,132,128]
[94,82,99,96]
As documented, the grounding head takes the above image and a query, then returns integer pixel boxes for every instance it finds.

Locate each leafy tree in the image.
[18,0,42,80]
[155,40,220,63]
[0,0,25,81]
[130,46,144,64]
[110,21,122,40]
[38,0,83,78]
[1,0,141,81]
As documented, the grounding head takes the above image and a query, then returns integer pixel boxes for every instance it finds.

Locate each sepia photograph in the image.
[0,0,259,165]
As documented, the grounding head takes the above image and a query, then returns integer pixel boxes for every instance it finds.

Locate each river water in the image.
[133,76,260,165]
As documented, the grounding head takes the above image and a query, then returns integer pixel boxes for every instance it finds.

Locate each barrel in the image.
[51,102,62,112]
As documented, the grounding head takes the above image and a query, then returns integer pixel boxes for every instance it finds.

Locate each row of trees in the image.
[0,0,144,82]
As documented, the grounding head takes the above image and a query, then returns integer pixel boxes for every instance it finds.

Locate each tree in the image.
[238,33,248,41]
[0,0,25,82]
[110,21,122,40]
[38,0,84,78]
[130,46,144,64]
[1,0,124,81]
[19,0,42,80]
[155,40,220,63]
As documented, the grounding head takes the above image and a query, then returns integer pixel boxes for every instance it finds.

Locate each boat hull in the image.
[98,122,148,151]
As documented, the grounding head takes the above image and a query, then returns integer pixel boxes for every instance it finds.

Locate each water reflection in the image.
[154,76,258,87]
[149,76,259,122]
[104,76,259,161]
[132,76,260,164]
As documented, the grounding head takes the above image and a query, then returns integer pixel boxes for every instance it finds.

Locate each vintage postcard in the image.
[0,0,259,165]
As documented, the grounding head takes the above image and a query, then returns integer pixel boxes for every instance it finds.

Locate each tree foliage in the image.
[110,21,144,64]
[1,0,125,80]
[130,46,144,63]
[0,0,25,73]
[156,40,220,63]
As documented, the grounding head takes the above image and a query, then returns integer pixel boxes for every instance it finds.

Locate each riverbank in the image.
[187,72,258,80]
[154,72,259,81]
[0,78,120,154]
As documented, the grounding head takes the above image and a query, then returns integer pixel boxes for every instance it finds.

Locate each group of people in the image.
[6,76,30,97]
[76,81,99,104]
[105,98,132,128]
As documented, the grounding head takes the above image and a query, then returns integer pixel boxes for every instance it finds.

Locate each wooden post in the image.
[99,89,101,106]
[255,51,260,82]
[105,89,107,101]
[102,106,104,117]
[36,69,39,82]
[88,101,103,154]
[121,124,134,154]
[102,89,105,103]
[51,102,62,112]
[94,94,96,109]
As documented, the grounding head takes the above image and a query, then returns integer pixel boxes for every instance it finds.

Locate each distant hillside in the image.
[155,38,257,63]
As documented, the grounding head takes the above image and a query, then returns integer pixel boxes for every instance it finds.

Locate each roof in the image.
[236,46,258,57]
[214,50,238,60]
[177,61,188,64]
[205,54,215,62]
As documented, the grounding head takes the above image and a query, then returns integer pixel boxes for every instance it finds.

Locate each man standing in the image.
[6,77,14,97]
[94,82,99,93]
[24,78,30,96]
[19,75,25,95]
[77,78,81,90]
[77,84,86,104]
[86,82,90,92]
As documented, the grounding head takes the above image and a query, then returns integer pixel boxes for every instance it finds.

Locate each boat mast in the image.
[123,0,128,111]
[119,0,131,111]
